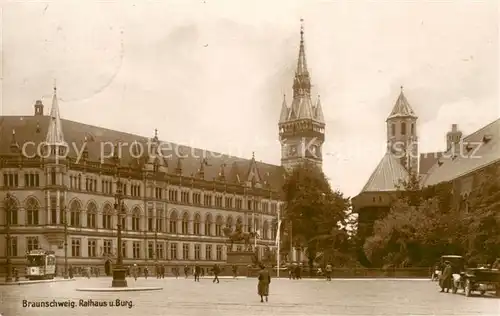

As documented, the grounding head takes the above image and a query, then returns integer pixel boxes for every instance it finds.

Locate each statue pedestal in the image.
[226,251,255,265]
[226,251,257,277]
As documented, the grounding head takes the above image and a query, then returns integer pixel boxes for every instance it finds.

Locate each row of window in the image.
[6,210,275,240]
[390,121,415,137]
[4,197,276,237]
[3,173,40,188]
[3,173,279,214]
[7,237,224,261]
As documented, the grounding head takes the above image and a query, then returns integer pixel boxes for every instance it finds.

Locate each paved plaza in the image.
[0,277,498,316]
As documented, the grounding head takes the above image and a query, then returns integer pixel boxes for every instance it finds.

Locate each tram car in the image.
[25,250,56,280]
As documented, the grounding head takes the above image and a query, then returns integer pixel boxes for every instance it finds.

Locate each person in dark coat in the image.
[232,265,238,278]
[257,263,271,303]
[439,261,453,292]
[194,264,201,282]
[212,264,220,283]
[325,263,332,281]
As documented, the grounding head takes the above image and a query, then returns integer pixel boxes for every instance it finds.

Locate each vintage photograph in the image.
[0,1,498,315]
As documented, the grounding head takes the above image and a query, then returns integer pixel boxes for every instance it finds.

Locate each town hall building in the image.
[0,23,325,274]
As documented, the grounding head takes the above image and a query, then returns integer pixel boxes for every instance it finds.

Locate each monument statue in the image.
[223,224,258,251]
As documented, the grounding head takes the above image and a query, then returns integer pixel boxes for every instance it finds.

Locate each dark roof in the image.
[387,89,417,120]
[0,115,286,191]
[419,152,443,175]
[361,152,409,193]
[422,118,500,186]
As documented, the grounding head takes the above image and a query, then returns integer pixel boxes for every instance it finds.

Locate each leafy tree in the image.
[461,168,500,264]
[364,163,500,268]
[282,161,351,271]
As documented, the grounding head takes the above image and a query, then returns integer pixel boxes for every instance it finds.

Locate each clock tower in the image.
[279,21,325,171]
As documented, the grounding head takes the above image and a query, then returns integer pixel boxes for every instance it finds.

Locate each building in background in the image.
[352,88,499,265]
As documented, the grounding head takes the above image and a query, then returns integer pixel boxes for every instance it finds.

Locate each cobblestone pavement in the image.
[0,277,498,316]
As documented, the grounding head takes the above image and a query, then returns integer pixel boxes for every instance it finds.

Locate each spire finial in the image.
[252,151,255,160]
[54,79,57,92]
[400,85,404,92]
[154,128,158,138]
[12,129,15,135]
[300,18,304,41]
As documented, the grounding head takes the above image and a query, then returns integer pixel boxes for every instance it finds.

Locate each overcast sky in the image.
[1,0,498,197]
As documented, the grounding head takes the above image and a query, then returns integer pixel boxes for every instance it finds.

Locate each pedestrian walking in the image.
[194,264,201,282]
[212,264,220,283]
[325,263,332,281]
[257,263,271,303]
[132,264,138,281]
[232,265,238,278]
[184,265,189,278]
[439,261,452,293]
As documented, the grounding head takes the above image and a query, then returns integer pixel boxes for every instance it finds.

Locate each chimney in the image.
[34,100,44,116]
[446,124,462,152]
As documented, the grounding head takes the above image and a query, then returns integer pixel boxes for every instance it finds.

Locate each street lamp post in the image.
[64,206,69,279]
[111,177,127,287]
[4,193,13,282]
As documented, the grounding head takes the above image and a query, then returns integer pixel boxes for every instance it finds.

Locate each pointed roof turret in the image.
[314,95,325,123]
[387,86,417,120]
[45,83,67,146]
[289,19,315,121]
[279,94,289,123]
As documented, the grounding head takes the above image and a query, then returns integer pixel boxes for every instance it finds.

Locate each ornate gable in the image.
[246,153,262,187]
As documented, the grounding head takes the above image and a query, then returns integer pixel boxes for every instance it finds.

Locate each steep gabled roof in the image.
[361,152,409,192]
[422,118,500,186]
[0,115,286,191]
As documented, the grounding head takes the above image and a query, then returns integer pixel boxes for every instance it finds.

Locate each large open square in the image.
[0,277,498,316]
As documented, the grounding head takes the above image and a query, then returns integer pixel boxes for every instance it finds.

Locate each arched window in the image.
[26,198,39,225]
[87,202,97,228]
[132,207,141,231]
[391,123,396,136]
[401,122,406,135]
[169,211,178,233]
[204,213,213,236]
[102,204,112,229]
[263,220,269,240]
[5,196,18,225]
[69,200,80,227]
[247,218,252,232]
[226,216,233,229]
[182,212,189,234]
[215,215,223,236]
[411,123,414,135]
[254,218,260,232]
[271,219,278,241]
[193,213,201,235]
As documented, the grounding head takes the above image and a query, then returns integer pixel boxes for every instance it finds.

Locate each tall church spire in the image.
[279,20,325,171]
[45,82,67,146]
[290,19,314,120]
[296,20,308,77]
